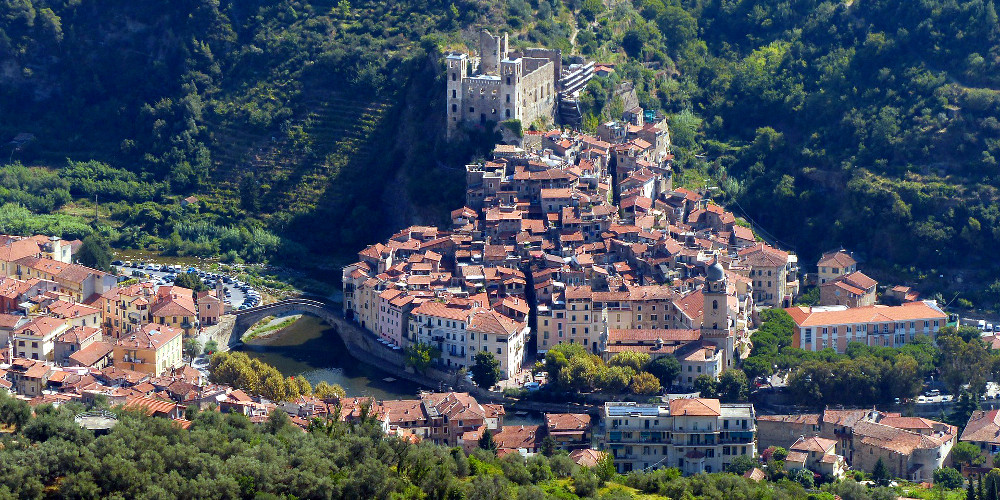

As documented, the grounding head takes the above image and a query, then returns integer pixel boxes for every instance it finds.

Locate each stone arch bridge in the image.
[225,298,412,374]
[230,298,341,347]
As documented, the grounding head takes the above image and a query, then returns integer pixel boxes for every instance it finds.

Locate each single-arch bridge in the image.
[229,298,344,347]
[225,298,413,378]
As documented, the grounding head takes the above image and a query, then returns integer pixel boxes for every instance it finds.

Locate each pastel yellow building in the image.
[113,323,184,376]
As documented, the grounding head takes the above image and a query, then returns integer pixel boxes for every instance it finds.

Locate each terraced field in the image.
[203,91,391,218]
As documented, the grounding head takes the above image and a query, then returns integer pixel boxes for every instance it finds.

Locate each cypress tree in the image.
[872,457,891,486]
[970,475,979,500]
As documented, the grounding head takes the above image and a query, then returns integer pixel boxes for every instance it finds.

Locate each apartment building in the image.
[467,309,529,379]
[787,301,948,353]
[113,323,184,376]
[537,285,599,353]
[603,399,756,475]
[410,301,479,372]
[99,282,156,338]
[12,316,70,361]
[738,243,799,307]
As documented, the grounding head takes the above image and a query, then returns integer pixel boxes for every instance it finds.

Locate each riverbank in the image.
[242,312,303,342]
[234,315,427,400]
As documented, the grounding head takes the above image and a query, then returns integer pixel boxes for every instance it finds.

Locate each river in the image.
[234,314,545,425]
[234,314,427,401]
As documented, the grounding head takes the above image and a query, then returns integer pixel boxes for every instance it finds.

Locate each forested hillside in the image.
[1,0,999,305]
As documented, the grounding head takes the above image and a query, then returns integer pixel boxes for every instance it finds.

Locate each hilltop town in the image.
[334,31,993,486]
[0,26,997,498]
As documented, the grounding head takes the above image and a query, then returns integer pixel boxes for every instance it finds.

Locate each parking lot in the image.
[112,260,261,311]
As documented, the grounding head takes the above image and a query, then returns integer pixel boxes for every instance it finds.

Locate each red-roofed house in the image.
[113,323,184,376]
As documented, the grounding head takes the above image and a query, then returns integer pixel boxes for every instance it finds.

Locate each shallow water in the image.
[234,315,427,400]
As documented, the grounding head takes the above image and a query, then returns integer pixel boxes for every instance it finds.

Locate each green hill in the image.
[1,0,999,306]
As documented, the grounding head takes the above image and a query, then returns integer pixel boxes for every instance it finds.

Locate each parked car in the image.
[112,260,124,266]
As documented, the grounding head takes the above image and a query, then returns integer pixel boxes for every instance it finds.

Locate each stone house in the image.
[784,435,846,479]
[738,243,799,307]
[817,249,858,285]
[819,271,878,308]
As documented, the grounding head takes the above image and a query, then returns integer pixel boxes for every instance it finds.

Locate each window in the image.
[712,300,718,310]
[804,330,812,343]
[451,73,456,81]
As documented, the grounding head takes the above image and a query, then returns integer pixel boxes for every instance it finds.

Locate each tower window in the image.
[713,300,718,310]
[451,104,457,112]
[452,73,456,81]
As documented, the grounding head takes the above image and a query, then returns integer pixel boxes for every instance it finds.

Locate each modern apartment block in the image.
[602,399,756,475]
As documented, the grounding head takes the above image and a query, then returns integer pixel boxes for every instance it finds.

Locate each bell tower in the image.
[701,259,734,369]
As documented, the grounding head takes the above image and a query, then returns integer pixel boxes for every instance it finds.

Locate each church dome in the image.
[707,261,725,282]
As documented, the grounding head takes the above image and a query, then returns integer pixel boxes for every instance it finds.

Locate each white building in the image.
[603,399,756,475]
[467,309,529,379]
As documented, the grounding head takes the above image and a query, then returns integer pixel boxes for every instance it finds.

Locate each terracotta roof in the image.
[818,250,857,268]
[68,341,114,367]
[738,243,789,268]
[853,420,953,455]
[124,395,180,417]
[785,301,947,327]
[880,416,938,431]
[790,435,837,453]
[493,425,543,451]
[115,323,182,350]
[468,310,524,336]
[960,409,1000,444]
[569,449,608,467]
[57,325,101,344]
[412,301,478,322]
[744,468,767,482]
[757,414,820,425]
[838,271,877,291]
[669,398,721,416]
[545,413,591,431]
[0,238,40,262]
[0,313,24,329]
[13,316,67,338]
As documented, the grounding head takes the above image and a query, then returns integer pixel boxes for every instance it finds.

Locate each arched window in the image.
[451,73,456,81]
[712,300,718,310]
[713,323,718,329]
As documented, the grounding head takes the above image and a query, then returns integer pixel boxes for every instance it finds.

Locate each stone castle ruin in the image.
[446,30,594,139]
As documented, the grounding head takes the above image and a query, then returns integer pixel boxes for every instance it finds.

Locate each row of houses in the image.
[757,408,957,483]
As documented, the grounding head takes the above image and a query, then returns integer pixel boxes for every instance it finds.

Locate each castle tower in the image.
[446,52,468,139]
[500,58,523,121]
[701,260,735,369]
[479,30,502,75]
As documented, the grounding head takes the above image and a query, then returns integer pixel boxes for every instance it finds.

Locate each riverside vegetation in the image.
[2,0,1000,307]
